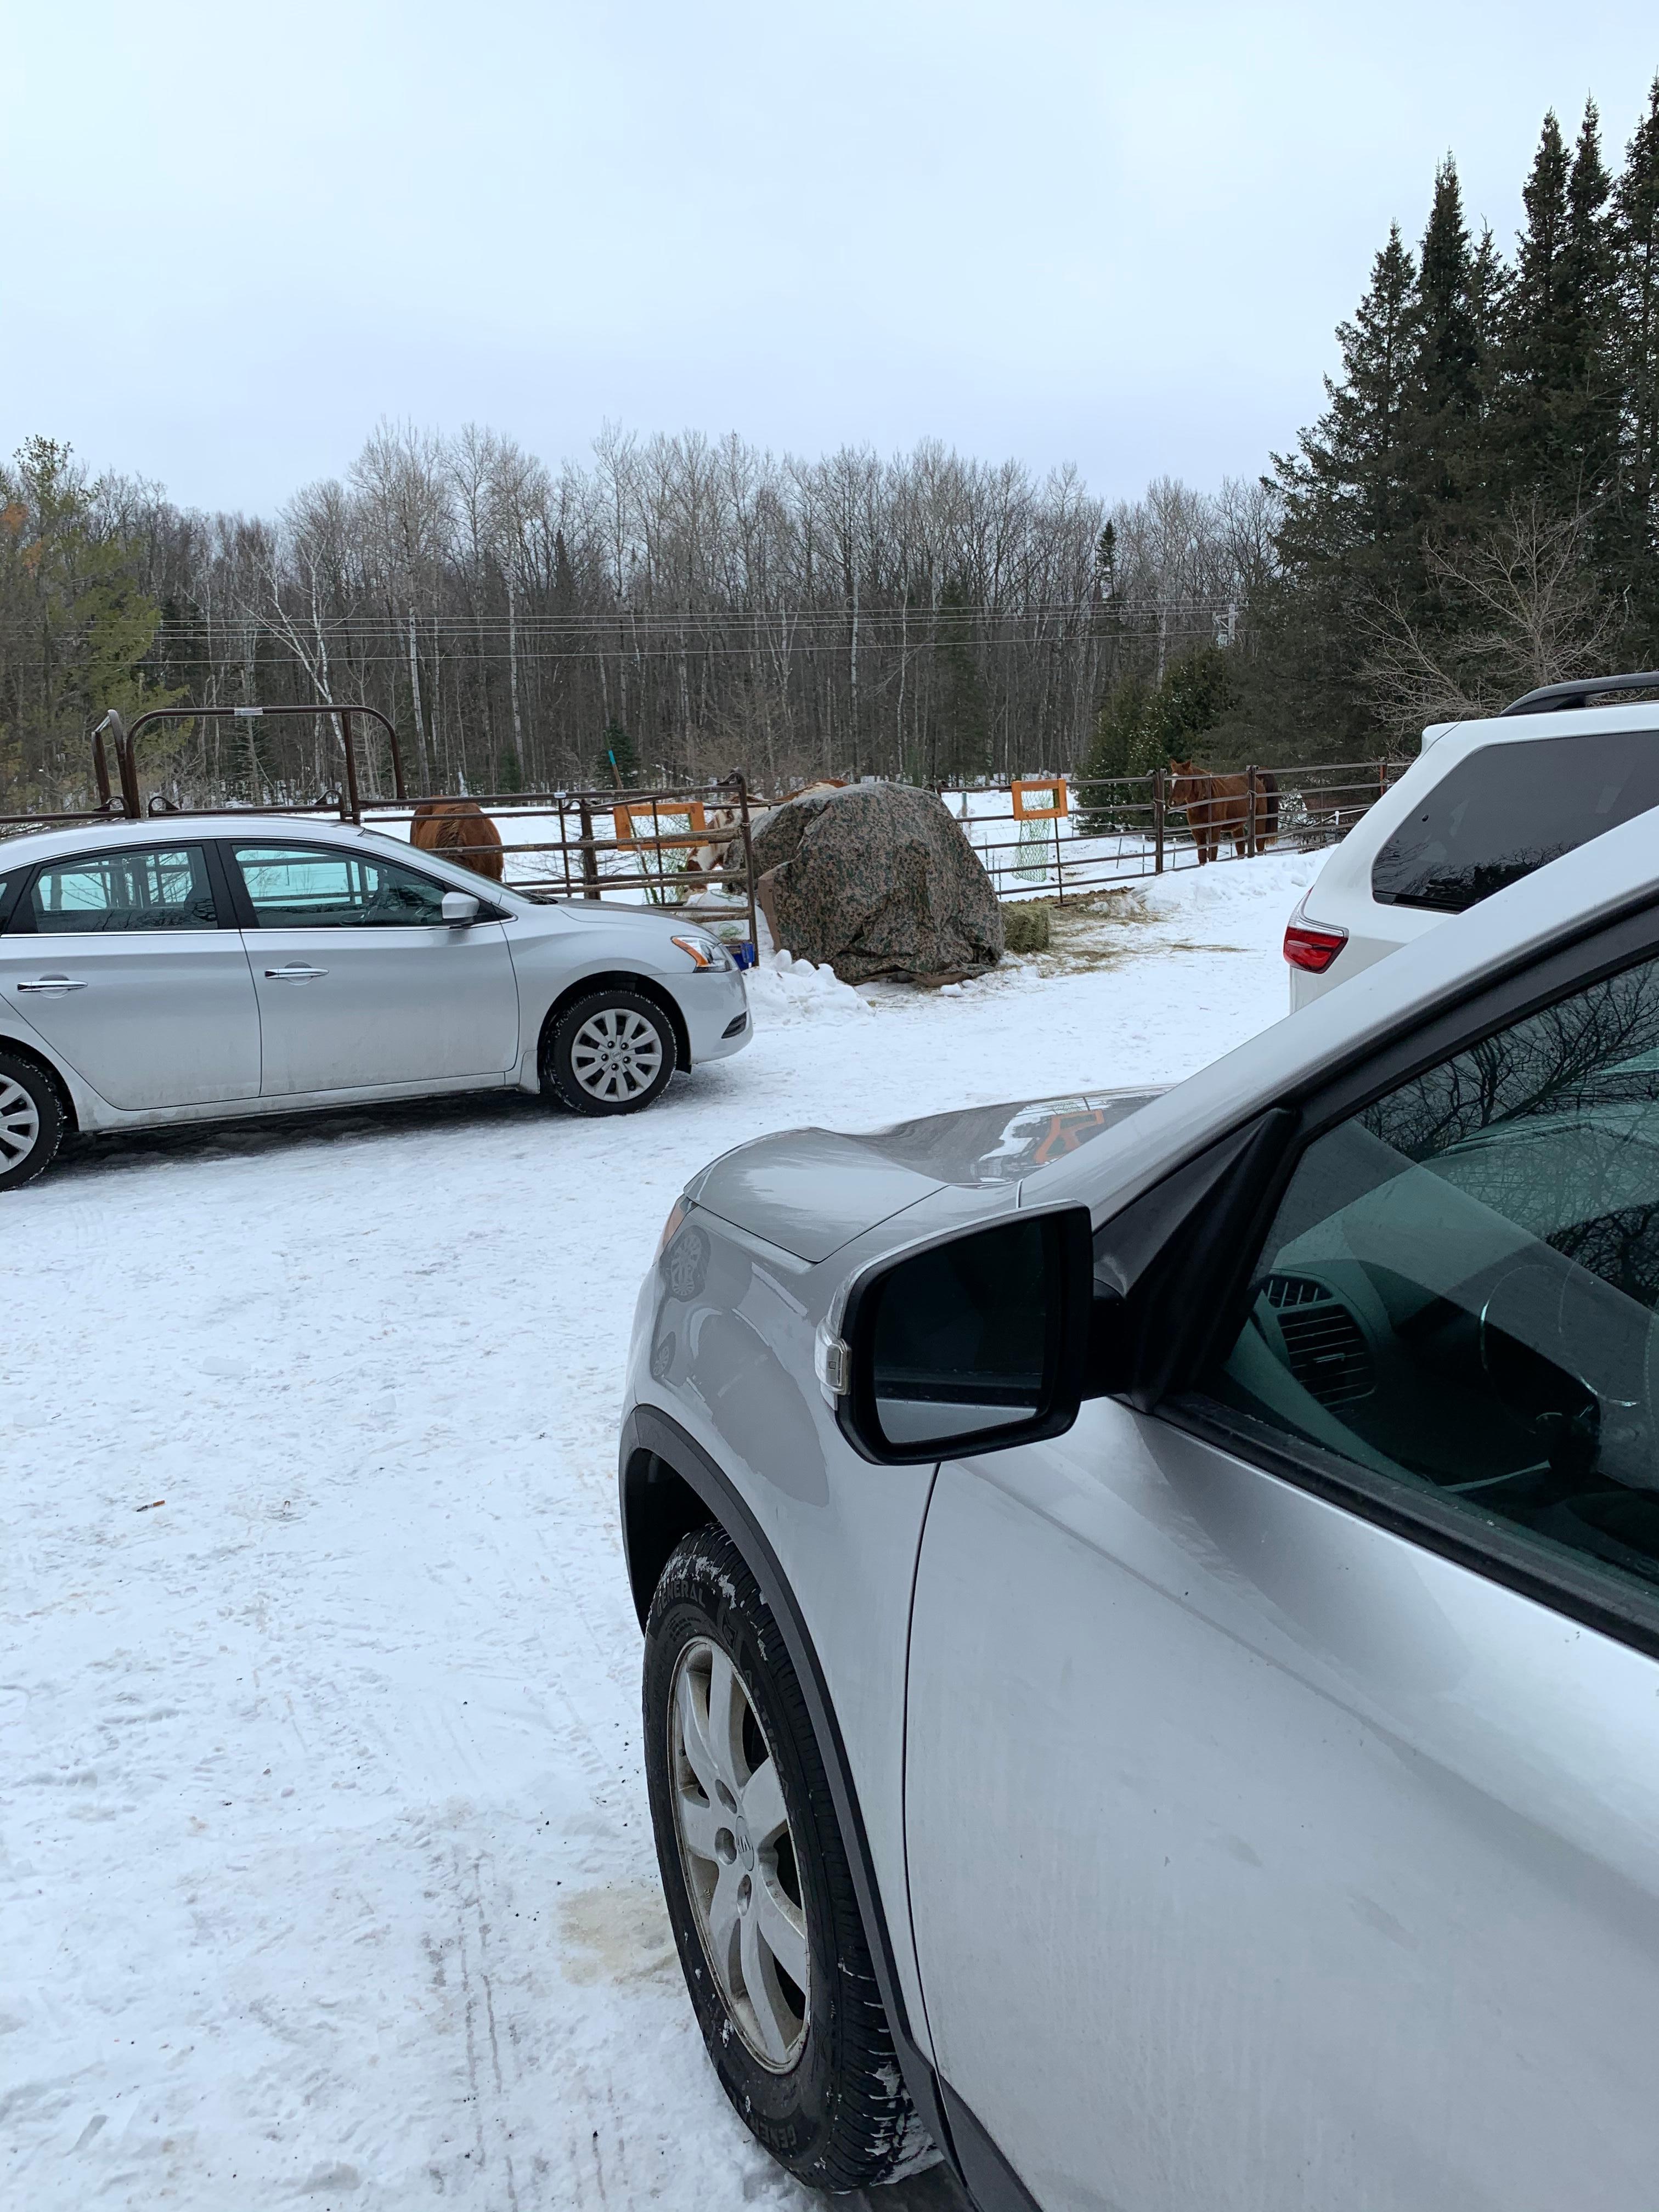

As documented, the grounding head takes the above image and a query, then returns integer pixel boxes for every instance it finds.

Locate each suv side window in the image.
[1198,951,1659,1617]
[1372,730,1659,913]
[20,845,218,933]
[232,844,450,927]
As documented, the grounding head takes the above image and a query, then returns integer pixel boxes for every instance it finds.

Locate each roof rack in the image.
[1499,672,1659,717]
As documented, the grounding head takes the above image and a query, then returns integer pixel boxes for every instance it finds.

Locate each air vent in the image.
[1267,1279,1374,1408]
[1263,1274,1327,1310]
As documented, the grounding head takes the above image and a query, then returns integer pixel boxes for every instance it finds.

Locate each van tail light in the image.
[1283,921,1348,974]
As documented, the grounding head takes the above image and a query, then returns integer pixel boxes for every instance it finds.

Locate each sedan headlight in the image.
[670,933,734,971]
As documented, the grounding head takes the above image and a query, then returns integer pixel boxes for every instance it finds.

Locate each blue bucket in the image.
[731,939,758,970]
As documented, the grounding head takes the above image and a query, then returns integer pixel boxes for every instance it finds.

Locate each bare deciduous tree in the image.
[1359,499,1628,737]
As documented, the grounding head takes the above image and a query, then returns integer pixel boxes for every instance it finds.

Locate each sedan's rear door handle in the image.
[17,977,88,992]
[264,965,329,981]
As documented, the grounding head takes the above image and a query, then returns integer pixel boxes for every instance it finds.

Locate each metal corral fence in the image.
[946,760,1410,904]
[0,707,1410,932]
[0,704,763,955]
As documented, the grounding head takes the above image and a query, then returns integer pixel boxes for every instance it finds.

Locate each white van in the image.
[1285,673,1659,1008]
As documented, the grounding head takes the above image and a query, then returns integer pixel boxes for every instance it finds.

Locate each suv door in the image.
[905,934,1659,2211]
[225,841,521,1096]
[0,842,259,1108]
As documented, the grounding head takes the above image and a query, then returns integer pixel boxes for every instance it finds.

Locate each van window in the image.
[1372,730,1659,913]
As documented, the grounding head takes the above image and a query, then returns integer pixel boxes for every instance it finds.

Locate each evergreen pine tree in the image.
[1499,103,1617,510]
[1077,672,1150,828]
[596,719,639,788]
[932,575,990,781]
[1143,646,1239,767]
[1468,221,1508,394]
[1564,99,1620,496]
[1497,109,1571,498]
[552,528,577,611]
[1612,76,1659,640]
[1274,224,1419,592]
[1265,225,1420,760]
[1403,159,1488,539]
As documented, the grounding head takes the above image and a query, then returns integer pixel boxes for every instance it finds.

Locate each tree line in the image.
[0,430,1266,809]
[3,72,1655,812]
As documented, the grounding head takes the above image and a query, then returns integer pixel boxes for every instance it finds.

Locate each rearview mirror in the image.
[824,1208,1096,1465]
[442,889,482,925]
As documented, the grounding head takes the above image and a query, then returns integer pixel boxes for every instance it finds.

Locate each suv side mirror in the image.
[821,1207,1097,1465]
[442,889,482,925]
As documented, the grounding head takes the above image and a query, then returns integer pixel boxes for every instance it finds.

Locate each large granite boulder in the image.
[751,783,1005,984]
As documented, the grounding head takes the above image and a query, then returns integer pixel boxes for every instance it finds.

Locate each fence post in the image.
[339,709,360,824]
[1246,763,1257,857]
[578,798,601,899]
[733,772,759,952]
[1153,767,1165,875]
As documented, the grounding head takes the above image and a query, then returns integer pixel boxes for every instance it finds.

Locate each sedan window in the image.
[1201,952,1659,1615]
[24,846,217,933]
[232,844,450,927]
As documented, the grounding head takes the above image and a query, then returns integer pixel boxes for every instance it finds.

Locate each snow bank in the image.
[1138,845,1325,924]
[746,946,874,1028]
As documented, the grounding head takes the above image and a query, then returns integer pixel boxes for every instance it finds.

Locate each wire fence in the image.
[941,760,1407,904]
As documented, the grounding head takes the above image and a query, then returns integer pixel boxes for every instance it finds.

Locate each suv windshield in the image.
[1372,729,1659,913]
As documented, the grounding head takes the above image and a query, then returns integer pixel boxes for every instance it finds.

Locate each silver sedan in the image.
[0,816,750,1189]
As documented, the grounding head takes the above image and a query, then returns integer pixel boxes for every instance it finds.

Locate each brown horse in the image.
[410,799,505,883]
[1166,762,1278,863]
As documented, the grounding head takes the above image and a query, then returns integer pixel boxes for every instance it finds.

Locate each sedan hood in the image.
[686,1090,1161,1262]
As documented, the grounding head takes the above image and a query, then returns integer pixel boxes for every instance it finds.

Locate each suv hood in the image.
[685,1090,1161,1262]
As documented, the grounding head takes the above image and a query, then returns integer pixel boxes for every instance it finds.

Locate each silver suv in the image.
[1286,671,1659,1007]
[623,809,1659,2209]
[0,816,750,1188]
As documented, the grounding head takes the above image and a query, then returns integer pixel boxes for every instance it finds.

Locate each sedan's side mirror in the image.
[820,1207,1096,1465]
[442,889,482,925]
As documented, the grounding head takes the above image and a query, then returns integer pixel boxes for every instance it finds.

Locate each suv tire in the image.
[642,1525,934,2191]
[542,988,675,1115]
[0,1050,64,1192]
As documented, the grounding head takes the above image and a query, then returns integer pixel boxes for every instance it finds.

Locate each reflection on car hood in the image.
[686,1090,1163,1262]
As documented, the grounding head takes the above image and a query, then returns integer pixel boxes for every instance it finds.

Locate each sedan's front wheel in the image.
[0,1051,64,1193]
[542,989,675,1115]
[643,1525,934,2190]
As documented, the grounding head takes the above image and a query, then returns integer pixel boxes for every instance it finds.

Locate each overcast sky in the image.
[3,1,1656,515]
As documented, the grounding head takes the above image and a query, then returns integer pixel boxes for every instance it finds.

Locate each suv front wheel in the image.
[642,1525,935,2191]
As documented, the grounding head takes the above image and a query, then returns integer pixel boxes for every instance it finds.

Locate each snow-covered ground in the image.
[3,850,1321,2211]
